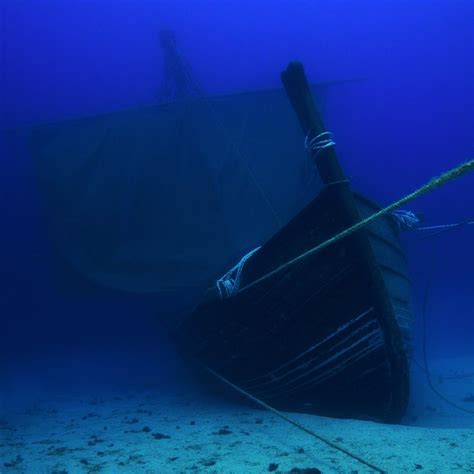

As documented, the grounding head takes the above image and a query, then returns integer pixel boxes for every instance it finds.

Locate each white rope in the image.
[391,210,474,232]
[391,210,421,231]
[216,246,261,299]
[304,131,336,158]
[418,221,474,231]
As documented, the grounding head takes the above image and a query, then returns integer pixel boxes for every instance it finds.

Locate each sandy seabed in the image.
[1,357,473,474]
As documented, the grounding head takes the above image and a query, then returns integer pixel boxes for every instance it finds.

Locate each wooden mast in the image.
[281,61,347,185]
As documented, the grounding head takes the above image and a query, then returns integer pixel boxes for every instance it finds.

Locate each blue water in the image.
[1,1,474,472]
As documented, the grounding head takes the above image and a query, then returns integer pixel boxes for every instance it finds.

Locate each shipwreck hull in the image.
[172,186,412,422]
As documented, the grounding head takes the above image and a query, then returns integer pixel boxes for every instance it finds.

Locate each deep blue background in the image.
[1,0,473,399]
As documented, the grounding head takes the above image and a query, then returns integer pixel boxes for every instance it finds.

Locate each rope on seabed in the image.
[238,158,474,295]
[206,367,386,473]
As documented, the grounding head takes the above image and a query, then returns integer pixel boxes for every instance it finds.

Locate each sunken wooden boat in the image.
[172,62,412,423]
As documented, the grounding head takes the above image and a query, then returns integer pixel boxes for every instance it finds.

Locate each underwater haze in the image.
[1,1,474,472]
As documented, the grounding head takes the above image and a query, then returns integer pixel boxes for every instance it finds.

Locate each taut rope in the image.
[238,158,474,295]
